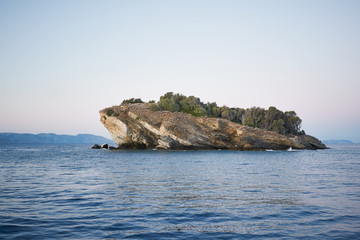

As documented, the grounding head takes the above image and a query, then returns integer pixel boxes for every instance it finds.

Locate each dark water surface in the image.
[0,144,359,239]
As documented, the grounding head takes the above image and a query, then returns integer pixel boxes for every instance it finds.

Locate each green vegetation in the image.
[106,109,119,117]
[143,92,303,136]
[121,98,144,105]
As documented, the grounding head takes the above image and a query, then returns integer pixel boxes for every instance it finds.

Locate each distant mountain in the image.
[322,140,354,145]
[0,133,113,144]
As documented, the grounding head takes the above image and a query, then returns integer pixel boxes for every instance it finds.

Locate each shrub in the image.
[106,109,119,117]
[135,92,303,135]
[121,98,144,105]
[106,109,115,116]
[149,103,161,112]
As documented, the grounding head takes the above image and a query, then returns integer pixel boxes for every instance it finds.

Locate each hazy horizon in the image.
[0,131,358,144]
[1,1,359,142]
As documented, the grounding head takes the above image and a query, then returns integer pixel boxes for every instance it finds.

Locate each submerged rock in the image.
[101,143,108,149]
[99,103,326,151]
[92,143,118,150]
[91,144,101,149]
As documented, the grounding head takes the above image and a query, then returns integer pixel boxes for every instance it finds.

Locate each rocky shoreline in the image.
[96,103,326,151]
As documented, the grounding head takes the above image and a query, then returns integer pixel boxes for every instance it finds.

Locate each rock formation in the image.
[91,144,101,149]
[100,103,326,150]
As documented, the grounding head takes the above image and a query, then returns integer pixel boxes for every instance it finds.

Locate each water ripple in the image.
[0,144,360,239]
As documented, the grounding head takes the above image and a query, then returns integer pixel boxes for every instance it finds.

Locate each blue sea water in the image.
[0,144,359,239]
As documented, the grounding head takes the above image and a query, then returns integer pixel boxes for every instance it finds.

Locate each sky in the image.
[0,0,359,142]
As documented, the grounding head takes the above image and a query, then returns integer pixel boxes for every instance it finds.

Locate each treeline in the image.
[121,92,304,135]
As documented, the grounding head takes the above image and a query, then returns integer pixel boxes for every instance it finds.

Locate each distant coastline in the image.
[322,140,354,145]
[0,133,113,144]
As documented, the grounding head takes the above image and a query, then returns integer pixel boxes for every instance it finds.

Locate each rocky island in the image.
[99,93,326,150]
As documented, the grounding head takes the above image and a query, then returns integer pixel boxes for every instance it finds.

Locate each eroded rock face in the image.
[100,103,326,150]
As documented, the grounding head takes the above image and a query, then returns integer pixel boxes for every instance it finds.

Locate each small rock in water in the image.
[91,144,101,149]
[101,144,109,149]
[109,146,118,150]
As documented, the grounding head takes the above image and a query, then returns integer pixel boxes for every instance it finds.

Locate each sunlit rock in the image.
[100,103,326,151]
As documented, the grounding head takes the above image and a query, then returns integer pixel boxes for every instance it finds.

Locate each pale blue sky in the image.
[1,0,359,142]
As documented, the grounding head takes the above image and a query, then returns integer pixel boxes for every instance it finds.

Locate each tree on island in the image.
[121,92,303,136]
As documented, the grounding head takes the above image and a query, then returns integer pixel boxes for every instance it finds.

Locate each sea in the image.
[0,144,359,239]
